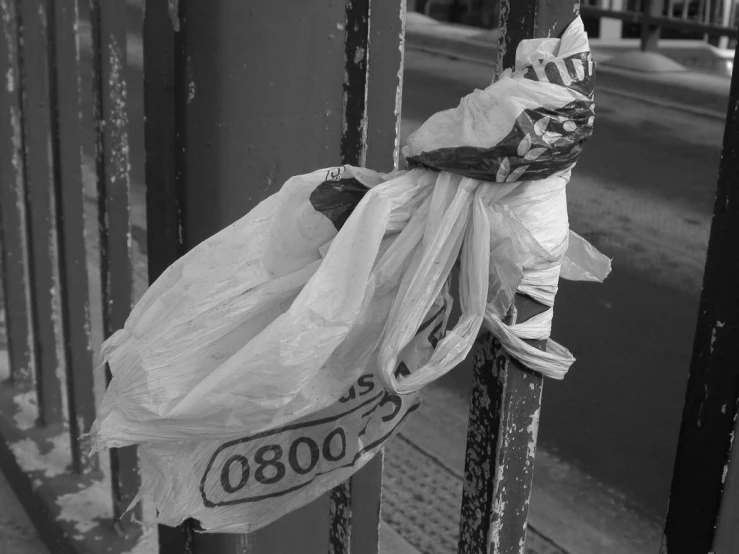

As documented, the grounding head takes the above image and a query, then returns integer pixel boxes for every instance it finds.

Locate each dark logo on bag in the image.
[199,373,419,507]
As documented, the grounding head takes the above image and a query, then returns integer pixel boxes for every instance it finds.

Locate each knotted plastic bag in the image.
[91,16,610,533]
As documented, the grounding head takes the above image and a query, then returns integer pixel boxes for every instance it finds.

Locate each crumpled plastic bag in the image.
[91,16,610,533]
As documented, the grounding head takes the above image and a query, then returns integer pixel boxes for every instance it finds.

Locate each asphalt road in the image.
[400,48,724,519]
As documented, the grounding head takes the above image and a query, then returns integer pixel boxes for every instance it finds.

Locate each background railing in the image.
[580,0,738,48]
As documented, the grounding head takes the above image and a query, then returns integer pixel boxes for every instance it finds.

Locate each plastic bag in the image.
[92,16,610,533]
[137,370,421,533]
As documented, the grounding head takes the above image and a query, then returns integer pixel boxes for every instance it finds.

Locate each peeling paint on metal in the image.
[393,0,407,169]
[0,352,8,381]
[495,0,511,80]
[354,46,365,65]
[168,0,180,32]
[328,481,352,554]
[527,407,540,459]
[340,0,370,167]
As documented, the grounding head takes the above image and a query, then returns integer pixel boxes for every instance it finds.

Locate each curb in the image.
[0,383,147,554]
[405,19,731,121]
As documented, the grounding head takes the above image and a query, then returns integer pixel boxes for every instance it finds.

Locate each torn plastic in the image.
[91,16,610,533]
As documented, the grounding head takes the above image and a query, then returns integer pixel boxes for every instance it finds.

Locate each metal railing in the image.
[0,1,607,554]
[580,0,738,48]
[0,0,141,547]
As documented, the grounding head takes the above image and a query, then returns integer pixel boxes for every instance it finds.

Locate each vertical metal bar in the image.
[17,0,64,425]
[697,0,707,22]
[713,412,739,553]
[339,0,371,168]
[661,41,739,554]
[0,0,34,385]
[89,0,140,529]
[143,0,195,550]
[667,0,676,19]
[328,1,371,552]
[365,0,407,172]
[347,3,407,554]
[458,3,578,553]
[459,334,544,554]
[349,455,385,554]
[641,0,664,51]
[329,480,353,554]
[681,0,689,20]
[46,0,96,474]
[144,0,182,284]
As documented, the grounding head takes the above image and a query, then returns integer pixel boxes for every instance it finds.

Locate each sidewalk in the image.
[405,11,733,119]
[0,469,49,554]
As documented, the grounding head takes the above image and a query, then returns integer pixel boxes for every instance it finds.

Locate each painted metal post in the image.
[89,0,141,532]
[47,0,98,475]
[458,2,579,553]
[144,1,406,552]
[0,0,34,385]
[661,38,739,554]
[328,1,371,551]
[17,0,65,427]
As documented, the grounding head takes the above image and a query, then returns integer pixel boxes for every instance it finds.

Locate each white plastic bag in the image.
[94,166,442,448]
[136,370,420,533]
[92,16,611,533]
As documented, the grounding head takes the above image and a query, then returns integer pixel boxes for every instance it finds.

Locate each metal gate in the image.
[2,0,739,553]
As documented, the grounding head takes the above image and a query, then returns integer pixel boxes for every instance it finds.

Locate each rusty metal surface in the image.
[0,0,34,385]
[340,0,370,168]
[661,42,739,554]
[17,0,64,426]
[47,0,96,475]
[459,336,544,554]
[328,1,381,552]
[329,481,353,554]
[459,2,579,553]
[89,0,140,529]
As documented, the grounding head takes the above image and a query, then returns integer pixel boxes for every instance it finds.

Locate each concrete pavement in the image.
[0,430,49,554]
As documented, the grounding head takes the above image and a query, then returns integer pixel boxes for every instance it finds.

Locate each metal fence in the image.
[4,0,737,553]
[0,0,142,550]
[0,1,568,552]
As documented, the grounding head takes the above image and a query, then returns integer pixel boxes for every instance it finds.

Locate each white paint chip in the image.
[0,350,9,381]
[56,478,112,540]
[10,432,70,478]
[12,389,38,430]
